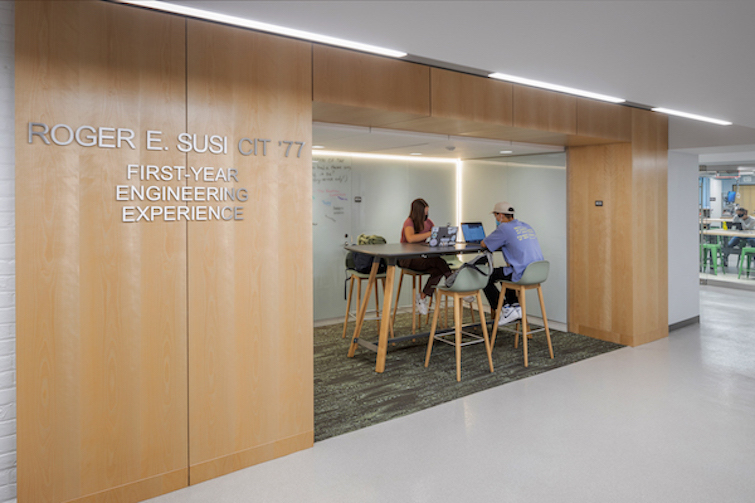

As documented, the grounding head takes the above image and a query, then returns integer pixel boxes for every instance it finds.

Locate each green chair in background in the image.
[738,247,755,279]
[700,243,725,275]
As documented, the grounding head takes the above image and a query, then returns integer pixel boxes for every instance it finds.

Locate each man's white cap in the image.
[492,201,515,215]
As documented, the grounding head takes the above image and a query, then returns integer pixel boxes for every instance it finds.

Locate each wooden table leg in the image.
[347,260,379,358]
[375,263,396,373]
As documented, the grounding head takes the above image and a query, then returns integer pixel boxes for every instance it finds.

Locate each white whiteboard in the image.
[313,157,352,319]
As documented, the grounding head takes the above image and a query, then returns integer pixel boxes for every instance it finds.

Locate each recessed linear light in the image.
[312,145,325,149]
[410,153,423,156]
[313,151,456,164]
[499,150,513,154]
[110,0,407,58]
[651,107,732,126]
[488,72,625,104]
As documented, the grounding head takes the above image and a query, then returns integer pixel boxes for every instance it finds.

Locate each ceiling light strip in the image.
[488,72,625,104]
[651,107,732,126]
[313,151,456,164]
[111,0,407,58]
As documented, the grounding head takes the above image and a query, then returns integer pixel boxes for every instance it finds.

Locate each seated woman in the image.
[398,198,452,315]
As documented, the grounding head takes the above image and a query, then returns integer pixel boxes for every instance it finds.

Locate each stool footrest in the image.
[432,330,486,347]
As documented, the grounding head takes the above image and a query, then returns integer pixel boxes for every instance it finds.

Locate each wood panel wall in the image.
[312,45,430,126]
[17,2,313,502]
[16,3,189,502]
[738,185,755,212]
[630,110,669,345]
[186,20,313,485]
[567,110,668,346]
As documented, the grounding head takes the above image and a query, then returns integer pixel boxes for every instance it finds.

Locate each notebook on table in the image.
[461,222,486,243]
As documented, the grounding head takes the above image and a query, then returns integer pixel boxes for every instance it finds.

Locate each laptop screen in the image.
[461,222,485,243]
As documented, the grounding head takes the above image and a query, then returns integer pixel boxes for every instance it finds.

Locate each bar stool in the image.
[391,268,434,334]
[738,246,755,279]
[342,252,388,339]
[700,243,725,275]
[490,260,553,367]
[441,256,476,327]
[424,264,493,381]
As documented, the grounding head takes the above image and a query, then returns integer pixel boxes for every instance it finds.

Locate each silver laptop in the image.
[423,226,458,247]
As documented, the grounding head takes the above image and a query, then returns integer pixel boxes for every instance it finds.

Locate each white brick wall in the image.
[0,1,15,502]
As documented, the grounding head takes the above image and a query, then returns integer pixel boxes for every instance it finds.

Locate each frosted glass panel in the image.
[463,154,567,323]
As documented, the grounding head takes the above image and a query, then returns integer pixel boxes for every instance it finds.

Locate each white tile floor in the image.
[147,285,755,503]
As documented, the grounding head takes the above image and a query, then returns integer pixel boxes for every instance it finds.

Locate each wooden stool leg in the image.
[442,295,448,329]
[374,277,381,332]
[411,275,418,334]
[356,278,362,320]
[425,292,434,328]
[519,287,529,367]
[537,285,554,359]
[477,292,493,373]
[454,293,462,382]
[347,262,378,358]
[391,271,405,328]
[514,321,520,348]
[490,286,507,347]
[424,290,443,367]
[342,275,355,338]
[383,278,395,340]
[469,299,476,323]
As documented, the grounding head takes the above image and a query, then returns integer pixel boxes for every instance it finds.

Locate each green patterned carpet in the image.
[314,309,624,442]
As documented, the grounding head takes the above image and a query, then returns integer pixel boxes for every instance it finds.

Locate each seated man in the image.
[481,202,544,325]
[728,208,755,246]
[723,208,755,266]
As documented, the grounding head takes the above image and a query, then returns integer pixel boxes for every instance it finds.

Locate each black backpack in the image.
[350,234,387,274]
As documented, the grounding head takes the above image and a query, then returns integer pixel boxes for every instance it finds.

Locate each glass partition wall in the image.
[698,170,755,289]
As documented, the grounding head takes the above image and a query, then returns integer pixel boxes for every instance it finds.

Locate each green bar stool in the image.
[738,247,755,279]
[424,264,493,381]
[700,243,725,275]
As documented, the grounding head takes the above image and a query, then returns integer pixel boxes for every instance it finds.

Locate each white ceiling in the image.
[169,0,755,164]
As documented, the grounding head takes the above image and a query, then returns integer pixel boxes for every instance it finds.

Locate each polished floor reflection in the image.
[148,285,755,503]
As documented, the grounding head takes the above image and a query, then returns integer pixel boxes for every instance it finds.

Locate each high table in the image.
[344,242,484,372]
[702,229,755,239]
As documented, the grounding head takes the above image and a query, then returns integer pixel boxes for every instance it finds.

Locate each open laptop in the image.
[461,222,486,244]
[423,226,458,247]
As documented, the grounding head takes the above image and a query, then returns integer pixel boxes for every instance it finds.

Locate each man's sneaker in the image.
[415,292,429,316]
[463,295,476,304]
[498,304,522,326]
[498,308,522,326]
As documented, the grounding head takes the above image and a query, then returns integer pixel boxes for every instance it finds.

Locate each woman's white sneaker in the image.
[415,292,429,315]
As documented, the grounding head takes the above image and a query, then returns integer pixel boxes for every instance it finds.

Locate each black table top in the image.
[344,242,484,261]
